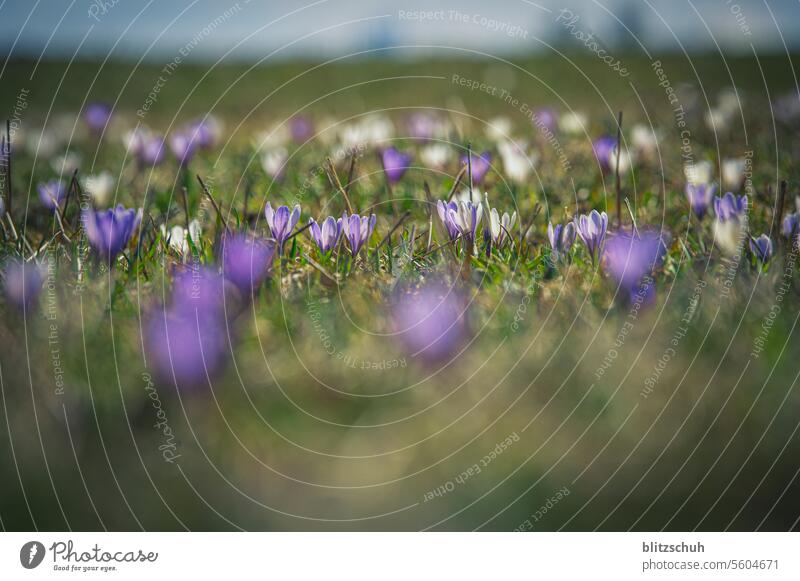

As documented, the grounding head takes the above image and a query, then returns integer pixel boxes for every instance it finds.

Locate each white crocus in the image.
[160,220,202,259]
[261,147,288,179]
[684,160,714,186]
[486,205,517,247]
[83,171,115,207]
[420,143,453,170]
[721,157,746,191]
[50,152,81,177]
[485,116,512,142]
[631,123,659,158]
[558,111,588,135]
[498,140,537,184]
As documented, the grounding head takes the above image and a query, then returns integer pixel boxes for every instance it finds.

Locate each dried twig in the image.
[377,211,410,250]
[196,175,229,232]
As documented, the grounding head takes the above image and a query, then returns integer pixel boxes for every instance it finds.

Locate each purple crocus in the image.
[533,108,558,133]
[460,151,491,184]
[342,212,376,256]
[169,131,197,167]
[593,135,617,172]
[189,117,220,150]
[3,260,43,311]
[440,200,482,243]
[714,192,748,221]
[749,234,773,265]
[171,266,230,317]
[685,183,717,220]
[436,201,459,240]
[82,205,142,264]
[381,147,412,184]
[574,210,608,263]
[38,180,67,211]
[264,202,301,251]
[407,113,437,139]
[392,284,469,363]
[547,221,576,261]
[84,102,112,134]
[221,234,276,297]
[145,307,228,391]
[602,230,666,292]
[290,116,314,143]
[308,216,342,254]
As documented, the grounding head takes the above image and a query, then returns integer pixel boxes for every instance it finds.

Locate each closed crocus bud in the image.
[83,171,115,207]
[341,212,376,256]
[547,221,576,262]
[381,147,412,184]
[631,123,659,158]
[558,111,587,135]
[392,284,470,364]
[485,203,516,247]
[221,233,276,297]
[82,205,142,264]
[459,151,491,184]
[593,136,617,173]
[782,212,799,243]
[721,157,746,191]
[160,220,202,260]
[3,260,43,311]
[498,141,536,184]
[485,117,512,142]
[38,180,67,211]
[574,210,609,264]
[749,234,773,265]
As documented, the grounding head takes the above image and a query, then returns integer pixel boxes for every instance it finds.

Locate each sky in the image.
[0,0,798,63]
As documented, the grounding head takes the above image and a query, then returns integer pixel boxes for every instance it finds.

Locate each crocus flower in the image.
[749,234,773,265]
[126,128,166,167]
[82,205,142,264]
[38,180,67,210]
[261,148,288,181]
[485,204,517,247]
[420,143,452,170]
[713,192,748,255]
[574,210,608,263]
[3,260,43,311]
[145,307,228,391]
[169,131,197,167]
[498,141,536,184]
[460,151,491,184]
[342,212,376,256]
[84,102,112,134]
[602,230,666,293]
[392,284,469,363]
[264,202,301,250]
[406,113,440,140]
[782,212,799,244]
[685,183,717,220]
[160,220,202,260]
[290,116,314,143]
[381,147,412,184]
[221,234,276,297]
[721,157,746,191]
[436,200,460,240]
[171,266,230,317]
[442,200,483,243]
[631,124,659,157]
[83,171,115,207]
[684,160,714,186]
[593,136,617,172]
[308,216,342,254]
[547,221,576,261]
[559,111,587,135]
[189,117,222,150]
[533,108,558,133]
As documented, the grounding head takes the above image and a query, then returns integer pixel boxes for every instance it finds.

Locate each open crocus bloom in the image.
[341,212,376,256]
[264,202,301,249]
[440,200,482,243]
[308,216,343,254]
[82,205,142,264]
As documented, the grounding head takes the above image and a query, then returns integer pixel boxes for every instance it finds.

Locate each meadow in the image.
[1,53,800,531]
